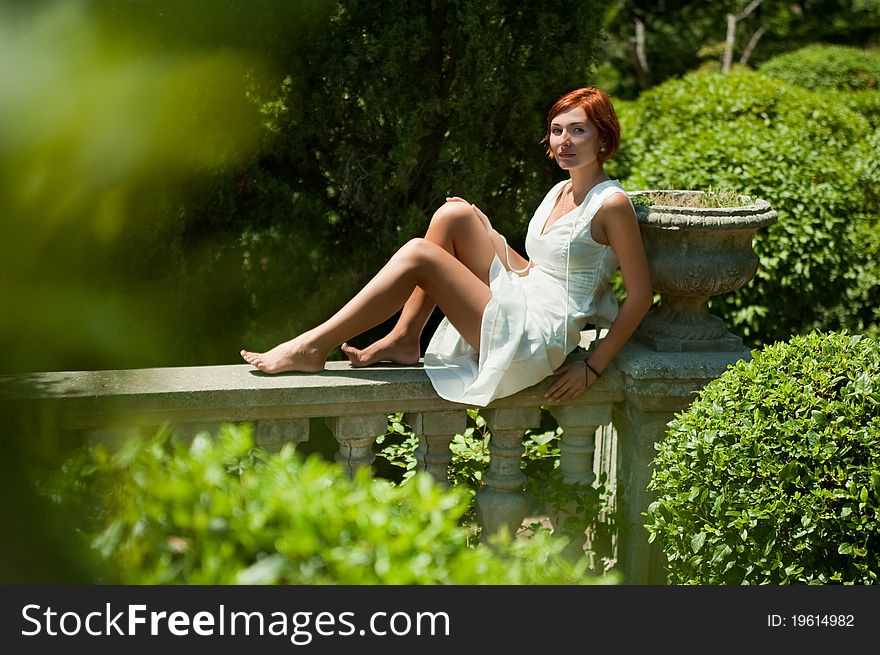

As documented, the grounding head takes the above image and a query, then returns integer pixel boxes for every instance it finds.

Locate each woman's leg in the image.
[341,200,495,366]
[240,233,496,374]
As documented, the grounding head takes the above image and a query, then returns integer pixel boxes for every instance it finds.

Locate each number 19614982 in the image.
[768,614,854,628]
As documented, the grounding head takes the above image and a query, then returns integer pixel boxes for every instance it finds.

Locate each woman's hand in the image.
[469,204,493,233]
[544,360,599,403]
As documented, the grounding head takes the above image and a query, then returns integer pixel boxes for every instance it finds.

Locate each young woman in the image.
[241,86,652,406]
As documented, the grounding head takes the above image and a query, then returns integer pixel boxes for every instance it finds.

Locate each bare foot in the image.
[240,336,326,374]
[341,334,421,367]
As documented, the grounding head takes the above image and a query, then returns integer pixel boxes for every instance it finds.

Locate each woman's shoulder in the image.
[604,188,633,208]
[595,182,637,228]
[600,181,633,209]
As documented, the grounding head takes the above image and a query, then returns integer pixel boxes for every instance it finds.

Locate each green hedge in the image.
[760,44,880,129]
[610,69,880,346]
[759,44,880,91]
[646,331,880,584]
[833,88,880,129]
[47,423,601,585]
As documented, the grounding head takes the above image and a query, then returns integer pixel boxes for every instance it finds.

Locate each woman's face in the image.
[548,106,601,172]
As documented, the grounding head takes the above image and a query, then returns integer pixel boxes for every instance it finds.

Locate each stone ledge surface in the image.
[1,358,624,430]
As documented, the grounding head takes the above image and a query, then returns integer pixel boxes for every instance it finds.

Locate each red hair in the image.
[542,86,620,163]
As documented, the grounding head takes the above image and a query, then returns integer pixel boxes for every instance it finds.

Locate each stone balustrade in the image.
[1,331,752,584]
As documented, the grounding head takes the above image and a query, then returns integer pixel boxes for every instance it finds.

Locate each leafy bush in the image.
[610,69,880,346]
[759,44,880,91]
[47,423,602,584]
[760,44,880,129]
[833,88,880,129]
[646,331,880,584]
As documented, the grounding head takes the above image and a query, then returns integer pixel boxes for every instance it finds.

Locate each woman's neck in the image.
[569,166,609,201]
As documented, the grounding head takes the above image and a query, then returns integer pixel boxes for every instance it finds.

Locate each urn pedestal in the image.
[629,191,777,352]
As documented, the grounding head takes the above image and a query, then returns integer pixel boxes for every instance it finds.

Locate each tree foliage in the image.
[759,42,880,89]
[2,1,609,372]
[596,1,880,98]
[760,43,880,127]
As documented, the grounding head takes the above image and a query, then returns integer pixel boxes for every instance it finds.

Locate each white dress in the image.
[424,179,629,407]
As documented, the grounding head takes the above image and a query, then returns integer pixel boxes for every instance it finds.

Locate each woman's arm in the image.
[584,193,653,373]
[447,197,532,276]
[545,193,653,401]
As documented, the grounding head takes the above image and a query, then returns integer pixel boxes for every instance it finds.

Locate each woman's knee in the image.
[430,200,477,229]
[398,237,440,267]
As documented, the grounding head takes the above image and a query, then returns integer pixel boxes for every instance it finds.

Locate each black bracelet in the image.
[585,361,602,380]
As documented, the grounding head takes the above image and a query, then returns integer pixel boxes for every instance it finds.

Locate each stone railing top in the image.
[0,327,760,431]
[0,357,625,431]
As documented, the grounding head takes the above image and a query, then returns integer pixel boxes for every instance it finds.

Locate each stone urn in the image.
[628,190,777,352]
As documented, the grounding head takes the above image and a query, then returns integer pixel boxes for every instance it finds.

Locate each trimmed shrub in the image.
[47,423,602,585]
[610,69,880,346]
[834,88,880,129]
[646,331,880,584]
[759,44,880,91]
[760,44,880,129]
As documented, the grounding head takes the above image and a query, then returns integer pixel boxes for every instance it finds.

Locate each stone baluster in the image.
[325,415,388,477]
[404,410,466,487]
[593,422,619,560]
[255,418,310,453]
[550,404,611,486]
[476,406,542,537]
[593,423,618,505]
[547,404,611,560]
